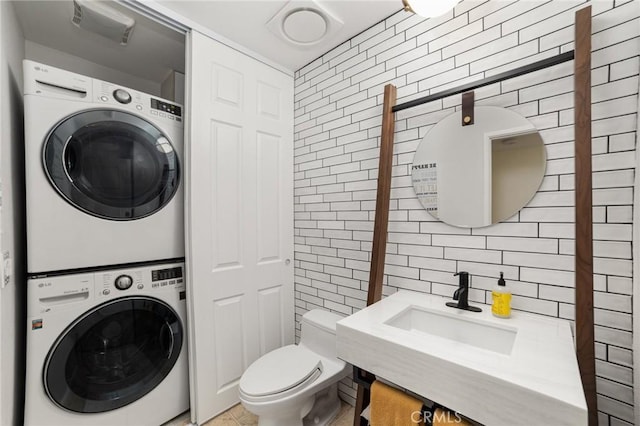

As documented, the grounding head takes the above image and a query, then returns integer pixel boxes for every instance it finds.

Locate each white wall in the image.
[293,1,639,424]
[25,40,162,96]
[0,1,26,425]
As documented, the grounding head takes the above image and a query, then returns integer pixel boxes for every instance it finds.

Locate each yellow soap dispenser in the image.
[491,272,511,318]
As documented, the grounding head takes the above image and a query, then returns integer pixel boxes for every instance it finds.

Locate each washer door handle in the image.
[159,322,174,359]
[64,144,76,175]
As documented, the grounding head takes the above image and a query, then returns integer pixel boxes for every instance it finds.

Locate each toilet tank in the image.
[299,309,345,358]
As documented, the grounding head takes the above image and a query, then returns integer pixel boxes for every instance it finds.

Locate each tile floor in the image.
[164,400,355,426]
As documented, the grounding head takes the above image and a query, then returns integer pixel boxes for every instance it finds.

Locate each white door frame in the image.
[483,124,537,226]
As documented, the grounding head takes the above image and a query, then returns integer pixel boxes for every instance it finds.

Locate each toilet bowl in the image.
[239,309,351,426]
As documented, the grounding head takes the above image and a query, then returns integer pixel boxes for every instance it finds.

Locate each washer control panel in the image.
[114,274,133,290]
[151,265,184,289]
[113,89,132,104]
[28,274,94,316]
[27,262,185,316]
[97,262,185,299]
[27,262,186,320]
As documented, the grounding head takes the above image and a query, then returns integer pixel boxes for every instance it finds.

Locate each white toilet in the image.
[239,309,351,426]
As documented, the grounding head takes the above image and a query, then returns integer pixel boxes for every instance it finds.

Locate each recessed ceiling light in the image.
[266,0,343,48]
[283,9,327,44]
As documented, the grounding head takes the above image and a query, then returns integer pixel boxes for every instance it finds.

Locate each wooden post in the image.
[366,84,398,305]
[574,6,597,425]
[353,84,397,425]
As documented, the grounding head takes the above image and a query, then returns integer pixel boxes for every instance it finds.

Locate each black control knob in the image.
[113,89,132,104]
[114,275,133,290]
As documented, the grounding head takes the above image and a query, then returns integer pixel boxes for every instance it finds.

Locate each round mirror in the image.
[412,106,546,228]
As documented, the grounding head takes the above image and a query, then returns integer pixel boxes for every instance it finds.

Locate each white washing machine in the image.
[23,60,184,274]
[25,261,189,426]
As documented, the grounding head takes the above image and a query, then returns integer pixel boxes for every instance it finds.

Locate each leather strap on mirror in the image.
[461,91,474,126]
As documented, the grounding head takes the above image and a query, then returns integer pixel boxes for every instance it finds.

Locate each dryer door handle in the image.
[159,321,175,359]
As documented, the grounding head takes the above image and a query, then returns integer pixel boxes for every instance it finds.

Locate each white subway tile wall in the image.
[293,1,639,424]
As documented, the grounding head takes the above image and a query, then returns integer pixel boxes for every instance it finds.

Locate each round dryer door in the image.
[43,296,183,413]
[43,109,180,220]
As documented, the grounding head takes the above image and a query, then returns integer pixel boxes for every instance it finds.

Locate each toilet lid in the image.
[240,345,322,397]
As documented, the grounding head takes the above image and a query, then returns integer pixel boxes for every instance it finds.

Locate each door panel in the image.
[187,30,294,424]
[212,64,244,109]
[212,296,246,391]
[257,81,281,119]
[210,120,243,269]
[258,286,285,355]
[257,132,281,263]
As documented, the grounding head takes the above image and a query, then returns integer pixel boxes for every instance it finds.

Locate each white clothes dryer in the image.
[25,261,188,426]
[23,60,184,274]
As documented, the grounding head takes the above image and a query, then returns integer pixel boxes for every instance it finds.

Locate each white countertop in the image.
[336,290,587,425]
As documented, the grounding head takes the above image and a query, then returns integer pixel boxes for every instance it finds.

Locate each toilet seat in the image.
[239,345,323,402]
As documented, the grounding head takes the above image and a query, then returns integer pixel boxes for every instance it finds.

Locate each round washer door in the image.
[43,296,183,413]
[43,109,180,220]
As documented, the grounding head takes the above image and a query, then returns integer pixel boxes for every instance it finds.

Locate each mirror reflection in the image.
[411,106,546,228]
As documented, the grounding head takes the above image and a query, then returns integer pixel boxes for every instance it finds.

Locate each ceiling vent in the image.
[266,0,343,48]
[72,0,135,45]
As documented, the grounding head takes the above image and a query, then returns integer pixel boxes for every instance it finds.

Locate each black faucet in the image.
[446,271,482,312]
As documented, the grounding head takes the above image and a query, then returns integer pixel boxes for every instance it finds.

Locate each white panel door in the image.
[186,30,294,424]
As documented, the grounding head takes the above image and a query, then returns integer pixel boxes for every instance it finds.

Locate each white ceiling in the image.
[12,0,404,84]
[158,0,403,72]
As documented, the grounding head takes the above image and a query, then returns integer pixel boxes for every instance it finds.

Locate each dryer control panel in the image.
[94,80,183,124]
[151,98,182,119]
[23,60,183,126]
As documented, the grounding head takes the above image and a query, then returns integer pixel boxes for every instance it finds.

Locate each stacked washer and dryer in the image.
[23,60,189,425]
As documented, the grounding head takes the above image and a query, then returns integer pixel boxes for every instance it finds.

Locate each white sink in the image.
[385,305,517,355]
[336,291,587,426]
